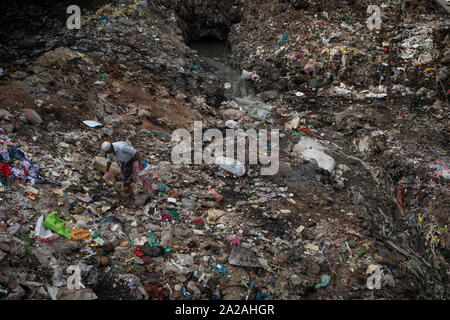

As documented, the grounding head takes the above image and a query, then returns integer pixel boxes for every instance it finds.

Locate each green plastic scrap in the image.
[152,130,170,140]
[147,232,156,244]
[162,209,180,219]
[43,211,72,239]
[23,236,32,255]
[314,274,331,289]
[409,259,420,266]
[169,209,180,218]
[148,233,160,246]
[434,269,442,281]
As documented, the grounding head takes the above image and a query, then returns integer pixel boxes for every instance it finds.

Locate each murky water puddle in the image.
[189,36,230,60]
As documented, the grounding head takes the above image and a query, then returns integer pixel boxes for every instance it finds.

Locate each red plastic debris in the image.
[299,127,324,140]
[0,163,12,178]
[134,245,145,258]
[160,213,171,221]
[25,193,37,200]
[207,188,223,202]
[397,187,405,209]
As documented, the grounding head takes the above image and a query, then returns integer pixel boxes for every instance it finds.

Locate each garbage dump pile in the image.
[0,0,448,300]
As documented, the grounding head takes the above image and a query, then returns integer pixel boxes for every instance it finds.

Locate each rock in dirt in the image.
[58,288,98,300]
[229,246,263,268]
[23,109,42,125]
[93,156,121,177]
[294,137,336,172]
[142,243,164,257]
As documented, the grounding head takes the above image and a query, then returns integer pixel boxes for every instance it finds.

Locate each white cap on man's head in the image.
[101,141,111,152]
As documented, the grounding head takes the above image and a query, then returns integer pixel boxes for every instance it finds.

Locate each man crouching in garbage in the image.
[101,141,143,198]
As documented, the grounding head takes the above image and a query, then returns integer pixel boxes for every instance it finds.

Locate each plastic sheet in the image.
[43,212,72,239]
[34,215,55,242]
[71,228,92,241]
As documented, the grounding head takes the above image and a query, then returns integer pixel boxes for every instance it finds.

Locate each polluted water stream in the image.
[189,37,272,120]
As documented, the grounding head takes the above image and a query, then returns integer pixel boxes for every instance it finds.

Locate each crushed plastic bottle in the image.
[225,120,240,129]
[214,263,227,275]
[214,156,246,177]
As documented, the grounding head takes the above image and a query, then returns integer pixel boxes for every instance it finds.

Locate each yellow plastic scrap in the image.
[112,8,124,17]
[306,243,319,251]
[53,189,64,196]
[26,186,39,194]
[71,227,92,241]
[418,216,423,223]
[96,4,112,16]
[430,235,438,245]
[424,68,435,72]
[367,264,377,272]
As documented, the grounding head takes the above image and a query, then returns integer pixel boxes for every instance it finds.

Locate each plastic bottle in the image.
[214,263,227,275]
[190,214,206,225]
[225,120,240,129]
[214,156,246,177]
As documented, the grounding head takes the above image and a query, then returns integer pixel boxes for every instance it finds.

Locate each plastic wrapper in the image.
[43,211,72,239]
[34,215,55,242]
[71,228,92,241]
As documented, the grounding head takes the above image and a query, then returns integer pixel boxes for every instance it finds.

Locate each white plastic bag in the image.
[241,70,260,82]
[136,165,156,193]
[35,215,55,242]
[215,156,246,177]
[82,120,102,128]
[225,120,240,129]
